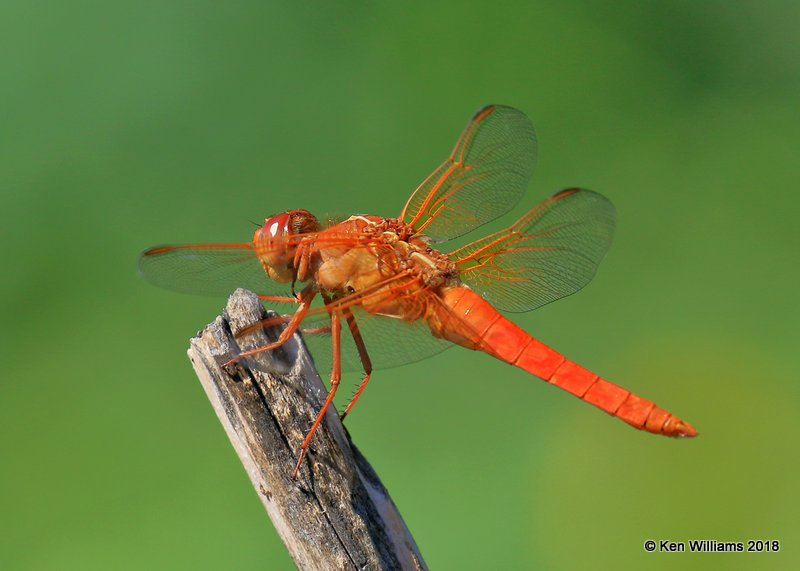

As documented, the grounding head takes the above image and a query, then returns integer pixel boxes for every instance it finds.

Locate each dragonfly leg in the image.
[340,308,373,422]
[294,239,313,282]
[257,294,300,304]
[301,325,331,335]
[224,287,315,366]
[234,313,292,339]
[292,307,342,480]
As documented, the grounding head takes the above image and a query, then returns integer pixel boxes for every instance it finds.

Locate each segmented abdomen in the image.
[437,286,697,437]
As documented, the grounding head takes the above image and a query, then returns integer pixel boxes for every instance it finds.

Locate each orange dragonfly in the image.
[140,105,697,478]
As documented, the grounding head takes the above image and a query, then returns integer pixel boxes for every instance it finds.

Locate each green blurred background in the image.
[2,1,798,569]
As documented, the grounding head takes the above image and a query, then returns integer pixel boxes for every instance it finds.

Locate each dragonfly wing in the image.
[299,306,453,375]
[138,243,293,298]
[400,105,537,242]
[450,188,616,312]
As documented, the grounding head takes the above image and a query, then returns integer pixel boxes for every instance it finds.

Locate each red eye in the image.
[255,213,290,245]
[267,221,280,237]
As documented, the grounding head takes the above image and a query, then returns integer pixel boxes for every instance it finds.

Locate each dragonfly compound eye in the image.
[253,210,320,283]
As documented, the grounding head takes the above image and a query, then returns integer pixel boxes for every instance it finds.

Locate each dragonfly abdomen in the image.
[438,286,697,438]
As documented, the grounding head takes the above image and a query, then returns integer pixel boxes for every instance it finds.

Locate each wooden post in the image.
[187,289,427,571]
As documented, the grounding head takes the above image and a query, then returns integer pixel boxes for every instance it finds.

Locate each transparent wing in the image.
[299,308,454,375]
[400,105,537,242]
[138,243,293,298]
[450,188,616,312]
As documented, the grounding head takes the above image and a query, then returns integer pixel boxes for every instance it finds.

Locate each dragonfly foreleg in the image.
[223,286,315,367]
[257,294,301,304]
[233,313,293,339]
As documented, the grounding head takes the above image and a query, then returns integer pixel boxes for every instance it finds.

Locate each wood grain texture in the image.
[187,289,426,571]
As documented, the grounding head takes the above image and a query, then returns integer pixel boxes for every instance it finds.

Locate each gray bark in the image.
[186,289,426,571]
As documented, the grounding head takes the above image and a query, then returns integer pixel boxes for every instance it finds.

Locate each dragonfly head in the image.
[254,209,320,282]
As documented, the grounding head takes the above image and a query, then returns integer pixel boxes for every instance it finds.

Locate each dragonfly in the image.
[140,105,697,478]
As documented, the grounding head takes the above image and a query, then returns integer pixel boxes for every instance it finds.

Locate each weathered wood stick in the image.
[187,289,426,571]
